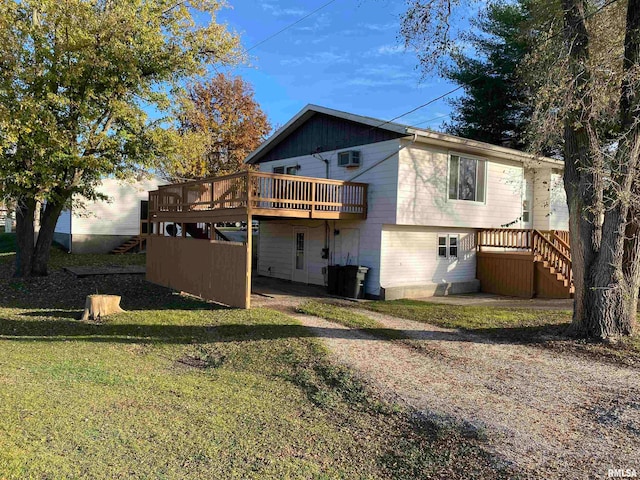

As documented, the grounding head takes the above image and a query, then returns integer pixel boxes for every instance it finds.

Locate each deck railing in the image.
[477,228,533,249]
[149,171,368,218]
[477,228,572,285]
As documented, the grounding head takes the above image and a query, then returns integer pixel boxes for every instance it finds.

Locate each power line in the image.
[244,0,339,53]
[410,112,452,128]
[371,0,623,133]
[373,85,464,130]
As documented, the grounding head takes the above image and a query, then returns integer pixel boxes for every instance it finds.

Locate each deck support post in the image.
[245,212,252,309]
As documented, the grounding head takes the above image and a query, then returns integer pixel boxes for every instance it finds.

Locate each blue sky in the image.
[213,0,458,130]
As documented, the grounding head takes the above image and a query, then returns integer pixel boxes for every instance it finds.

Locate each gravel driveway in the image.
[287,308,640,479]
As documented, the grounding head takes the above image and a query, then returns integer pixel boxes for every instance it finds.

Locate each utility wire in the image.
[244,0,339,53]
[348,0,623,136]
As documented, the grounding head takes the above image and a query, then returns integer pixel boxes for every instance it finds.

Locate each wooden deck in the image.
[476,229,573,299]
[148,171,368,224]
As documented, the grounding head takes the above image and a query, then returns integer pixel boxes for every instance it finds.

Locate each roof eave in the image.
[406,129,564,168]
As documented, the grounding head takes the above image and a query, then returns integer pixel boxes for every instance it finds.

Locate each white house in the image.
[54,175,164,254]
[244,105,569,299]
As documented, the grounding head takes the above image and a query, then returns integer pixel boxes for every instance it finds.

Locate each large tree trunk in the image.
[14,195,67,278]
[563,0,640,338]
[14,197,36,278]
[31,200,65,276]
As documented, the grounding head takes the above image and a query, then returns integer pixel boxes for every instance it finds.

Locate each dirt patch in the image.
[176,347,226,370]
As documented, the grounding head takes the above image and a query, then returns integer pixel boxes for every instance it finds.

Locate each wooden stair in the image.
[534,256,575,298]
[476,228,573,299]
[111,235,146,254]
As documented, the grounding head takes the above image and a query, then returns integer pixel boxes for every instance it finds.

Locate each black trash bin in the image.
[327,265,340,295]
[342,265,369,299]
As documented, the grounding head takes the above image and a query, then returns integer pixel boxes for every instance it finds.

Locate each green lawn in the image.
[364,299,573,332]
[0,234,510,479]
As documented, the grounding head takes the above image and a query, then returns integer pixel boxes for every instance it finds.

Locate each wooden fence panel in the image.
[476,252,535,298]
[146,236,249,308]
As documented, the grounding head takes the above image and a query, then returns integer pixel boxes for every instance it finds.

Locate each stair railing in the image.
[532,230,572,286]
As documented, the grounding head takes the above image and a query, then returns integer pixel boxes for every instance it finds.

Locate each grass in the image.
[364,299,572,332]
[0,232,145,270]
[0,232,16,260]
[0,237,512,478]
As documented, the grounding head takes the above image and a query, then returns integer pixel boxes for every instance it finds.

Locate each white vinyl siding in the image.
[54,209,71,235]
[398,142,524,228]
[258,219,385,296]
[257,220,325,286]
[549,171,569,230]
[380,226,476,288]
[531,168,569,231]
[55,177,163,237]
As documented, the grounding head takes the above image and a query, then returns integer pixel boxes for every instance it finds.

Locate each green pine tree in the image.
[443,1,532,149]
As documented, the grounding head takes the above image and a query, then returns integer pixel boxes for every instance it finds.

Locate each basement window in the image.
[438,234,459,259]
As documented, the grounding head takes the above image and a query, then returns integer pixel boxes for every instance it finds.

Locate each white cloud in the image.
[358,22,396,32]
[280,51,350,66]
[294,13,330,32]
[357,65,413,80]
[375,44,406,55]
[361,44,413,58]
[261,2,307,16]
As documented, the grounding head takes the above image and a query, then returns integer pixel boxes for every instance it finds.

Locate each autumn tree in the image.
[402,0,640,338]
[161,73,271,181]
[0,0,239,277]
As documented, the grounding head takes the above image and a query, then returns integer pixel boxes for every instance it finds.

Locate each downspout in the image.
[312,152,331,282]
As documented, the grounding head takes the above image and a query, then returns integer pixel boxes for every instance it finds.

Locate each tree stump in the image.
[80,295,124,321]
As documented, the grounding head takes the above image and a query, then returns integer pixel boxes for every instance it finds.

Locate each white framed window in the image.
[522,200,530,223]
[273,165,298,175]
[448,154,486,202]
[437,234,459,259]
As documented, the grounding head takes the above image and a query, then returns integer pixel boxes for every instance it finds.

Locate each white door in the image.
[292,227,308,283]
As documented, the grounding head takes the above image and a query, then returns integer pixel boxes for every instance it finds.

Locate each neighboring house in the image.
[54,175,164,254]
[244,105,569,299]
[145,104,570,308]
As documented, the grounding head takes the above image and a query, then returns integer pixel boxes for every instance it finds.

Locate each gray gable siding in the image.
[253,113,405,164]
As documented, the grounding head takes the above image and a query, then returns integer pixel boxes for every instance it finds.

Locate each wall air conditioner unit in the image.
[337,150,361,167]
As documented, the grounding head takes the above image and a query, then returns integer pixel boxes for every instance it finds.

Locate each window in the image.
[438,236,447,257]
[438,234,459,259]
[448,155,486,202]
[273,165,298,175]
[449,235,458,258]
[295,232,305,270]
[522,200,530,223]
